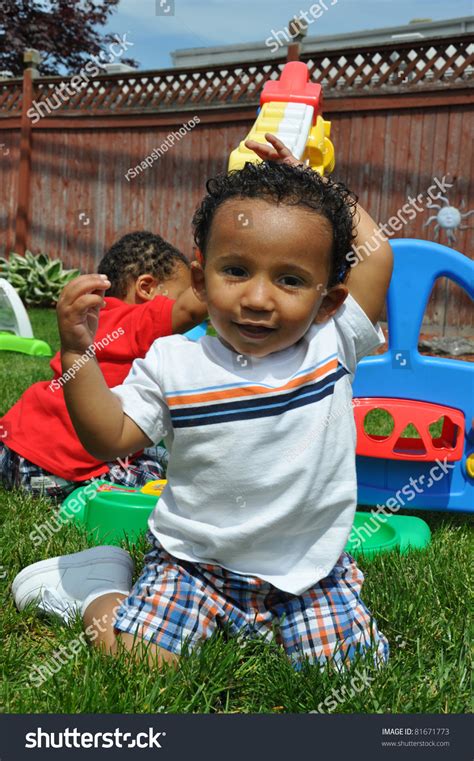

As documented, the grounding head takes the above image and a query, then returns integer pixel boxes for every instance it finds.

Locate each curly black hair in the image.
[97,231,189,298]
[192,161,358,287]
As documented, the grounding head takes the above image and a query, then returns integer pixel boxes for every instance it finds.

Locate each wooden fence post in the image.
[14,49,41,256]
[286,42,301,61]
[286,16,306,61]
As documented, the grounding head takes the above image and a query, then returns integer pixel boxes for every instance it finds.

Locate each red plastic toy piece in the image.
[97,483,136,493]
[354,398,465,461]
[260,61,322,118]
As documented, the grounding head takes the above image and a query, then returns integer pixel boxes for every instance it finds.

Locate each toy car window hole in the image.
[363,409,394,441]
[429,415,460,450]
[418,277,472,362]
[393,424,427,456]
[397,423,421,438]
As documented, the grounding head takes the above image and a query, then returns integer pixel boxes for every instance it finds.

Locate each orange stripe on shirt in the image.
[166,358,338,407]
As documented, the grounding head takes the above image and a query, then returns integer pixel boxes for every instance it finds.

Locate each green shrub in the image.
[0,251,80,307]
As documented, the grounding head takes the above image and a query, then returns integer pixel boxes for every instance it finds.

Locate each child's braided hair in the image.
[98,231,189,299]
[192,161,358,287]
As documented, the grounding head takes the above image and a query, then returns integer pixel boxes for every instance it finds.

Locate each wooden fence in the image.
[0,35,473,333]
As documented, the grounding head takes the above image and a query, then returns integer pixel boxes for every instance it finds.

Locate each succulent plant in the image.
[0,251,80,307]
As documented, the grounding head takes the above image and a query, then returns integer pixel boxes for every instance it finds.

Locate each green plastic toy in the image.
[0,332,52,356]
[61,480,431,553]
[60,481,158,544]
[346,512,431,557]
[0,278,52,356]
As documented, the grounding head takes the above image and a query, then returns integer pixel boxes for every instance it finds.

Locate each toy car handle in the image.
[228,62,335,175]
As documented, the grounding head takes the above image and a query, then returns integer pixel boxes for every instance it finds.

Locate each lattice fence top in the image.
[1,35,472,117]
[304,36,473,92]
[0,81,22,114]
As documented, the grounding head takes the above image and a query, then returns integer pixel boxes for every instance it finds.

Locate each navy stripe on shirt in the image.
[171,364,348,428]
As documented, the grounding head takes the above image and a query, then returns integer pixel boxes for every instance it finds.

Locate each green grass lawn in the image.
[0,310,472,714]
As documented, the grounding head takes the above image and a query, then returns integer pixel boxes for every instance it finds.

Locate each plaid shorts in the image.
[114,533,389,669]
[0,442,168,502]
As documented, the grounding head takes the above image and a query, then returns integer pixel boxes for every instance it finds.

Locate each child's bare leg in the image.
[82,592,125,652]
[83,592,178,667]
[13,547,178,668]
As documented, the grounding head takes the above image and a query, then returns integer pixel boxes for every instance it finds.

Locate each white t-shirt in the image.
[111,294,384,594]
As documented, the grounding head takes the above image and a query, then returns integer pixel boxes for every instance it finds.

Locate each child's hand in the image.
[57,274,111,355]
[245,133,304,168]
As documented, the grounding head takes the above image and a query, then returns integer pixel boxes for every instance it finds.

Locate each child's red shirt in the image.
[0,295,174,480]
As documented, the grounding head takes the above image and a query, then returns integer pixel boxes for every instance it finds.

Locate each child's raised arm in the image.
[246,133,393,324]
[58,275,153,461]
[344,203,393,325]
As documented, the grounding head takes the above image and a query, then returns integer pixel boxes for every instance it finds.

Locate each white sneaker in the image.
[12,546,133,623]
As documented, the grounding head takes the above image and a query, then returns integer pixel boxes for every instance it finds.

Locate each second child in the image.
[0,231,207,500]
